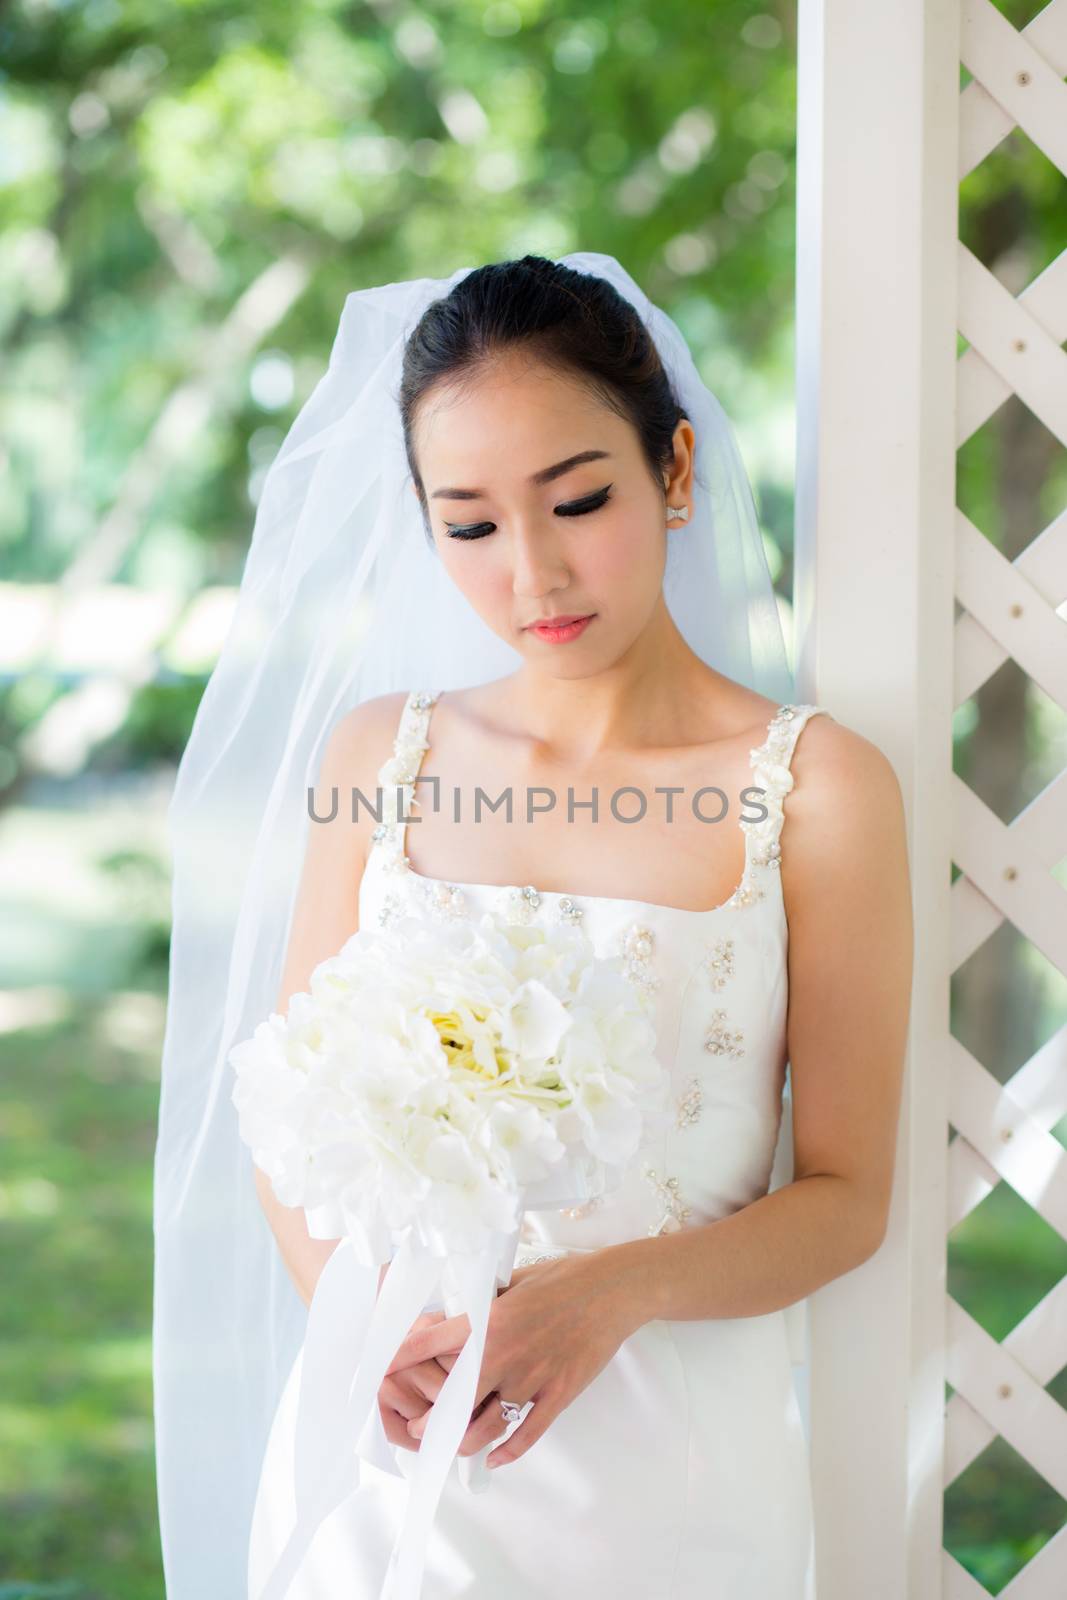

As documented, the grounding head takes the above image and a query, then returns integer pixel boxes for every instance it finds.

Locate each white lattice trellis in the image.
[944,2,1067,1594]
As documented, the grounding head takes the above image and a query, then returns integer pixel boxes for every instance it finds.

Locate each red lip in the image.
[525,613,596,645]
[525,613,593,629]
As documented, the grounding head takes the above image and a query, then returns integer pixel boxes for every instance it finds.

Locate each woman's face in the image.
[412,352,694,672]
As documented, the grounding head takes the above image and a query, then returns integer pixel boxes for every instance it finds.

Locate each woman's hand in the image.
[396,1255,641,1469]
[378,1310,452,1452]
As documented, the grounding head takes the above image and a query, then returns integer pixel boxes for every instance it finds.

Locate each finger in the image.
[407,1360,502,1435]
[454,1392,519,1457]
[408,1384,505,1446]
[384,1310,450,1378]
[404,1358,450,1405]
[408,1403,494,1444]
[486,1390,554,1468]
[386,1313,470,1373]
[378,1395,423,1452]
[380,1375,424,1421]
[406,1382,477,1441]
[380,1368,442,1420]
[381,1353,452,1420]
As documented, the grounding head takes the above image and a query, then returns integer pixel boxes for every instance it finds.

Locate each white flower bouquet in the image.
[231,906,670,1600]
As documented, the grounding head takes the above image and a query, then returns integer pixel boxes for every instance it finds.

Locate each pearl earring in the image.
[666,505,689,524]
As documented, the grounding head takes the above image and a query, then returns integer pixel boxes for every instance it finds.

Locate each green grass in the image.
[0,997,164,1598]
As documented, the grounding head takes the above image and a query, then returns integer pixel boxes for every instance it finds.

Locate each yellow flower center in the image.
[428,1004,508,1081]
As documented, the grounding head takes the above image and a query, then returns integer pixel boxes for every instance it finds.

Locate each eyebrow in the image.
[429,449,612,501]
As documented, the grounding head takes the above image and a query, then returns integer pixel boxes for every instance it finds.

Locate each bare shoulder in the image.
[313,690,411,861]
[782,710,911,925]
[321,689,411,776]
[792,709,904,806]
[275,690,413,1011]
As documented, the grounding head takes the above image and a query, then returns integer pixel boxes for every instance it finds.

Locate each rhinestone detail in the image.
[621,923,660,996]
[499,884,542,926]
[370,690,440,868]
[741,703,816,873]
[675,1077,703,1128]
[377,890,406,928]
[643,1164,692,1235]
[365,692,472,921]
[723,879,764,909]
[703,937,735,990]
[561,1193,604,1220]
[417,878,468,920]
[703,1008,745,1057]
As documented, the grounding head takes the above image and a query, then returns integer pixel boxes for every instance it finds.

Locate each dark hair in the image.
[397,254,689,536]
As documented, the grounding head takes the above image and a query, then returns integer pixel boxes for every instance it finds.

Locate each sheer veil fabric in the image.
[151,251,798,1596]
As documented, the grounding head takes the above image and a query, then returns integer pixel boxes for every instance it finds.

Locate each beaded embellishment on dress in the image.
[703,1009,746,1058]
[675,1077,703,1129]
[501,884,542,924]
[703,937,735,990]
[643,1164,693,1235]
[743,703,806,870]
[621,924,659,996]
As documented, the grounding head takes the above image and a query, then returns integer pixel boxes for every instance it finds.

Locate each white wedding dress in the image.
[248,689,826,1599]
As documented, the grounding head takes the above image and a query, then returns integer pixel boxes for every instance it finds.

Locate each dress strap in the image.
[743,703,829,871]
[369,689,441,869]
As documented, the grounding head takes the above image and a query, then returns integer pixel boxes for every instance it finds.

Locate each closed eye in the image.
[444,484,614,541]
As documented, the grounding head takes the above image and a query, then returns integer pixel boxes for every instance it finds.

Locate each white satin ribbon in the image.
[381,1247,498,1598]
[252,1227,519,1600]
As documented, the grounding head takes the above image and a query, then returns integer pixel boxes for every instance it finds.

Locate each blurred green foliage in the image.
[0,0,801,784]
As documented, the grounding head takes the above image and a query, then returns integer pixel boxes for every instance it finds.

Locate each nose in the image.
[510,519,570,601]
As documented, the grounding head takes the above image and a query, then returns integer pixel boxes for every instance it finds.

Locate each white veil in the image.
[151,250,799,1596]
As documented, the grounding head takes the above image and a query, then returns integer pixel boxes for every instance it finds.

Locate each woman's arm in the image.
[586,717,914,1329]
[252,691,409,1309]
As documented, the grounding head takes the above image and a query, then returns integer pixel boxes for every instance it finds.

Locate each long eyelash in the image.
[555,485,613,517]
[445,485,613,540]
[444,522,495,541]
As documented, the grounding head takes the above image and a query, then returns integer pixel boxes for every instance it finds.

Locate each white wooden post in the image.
[795,0,961,1593]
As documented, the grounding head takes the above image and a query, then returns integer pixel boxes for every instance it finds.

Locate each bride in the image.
[152,252,913,1599]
